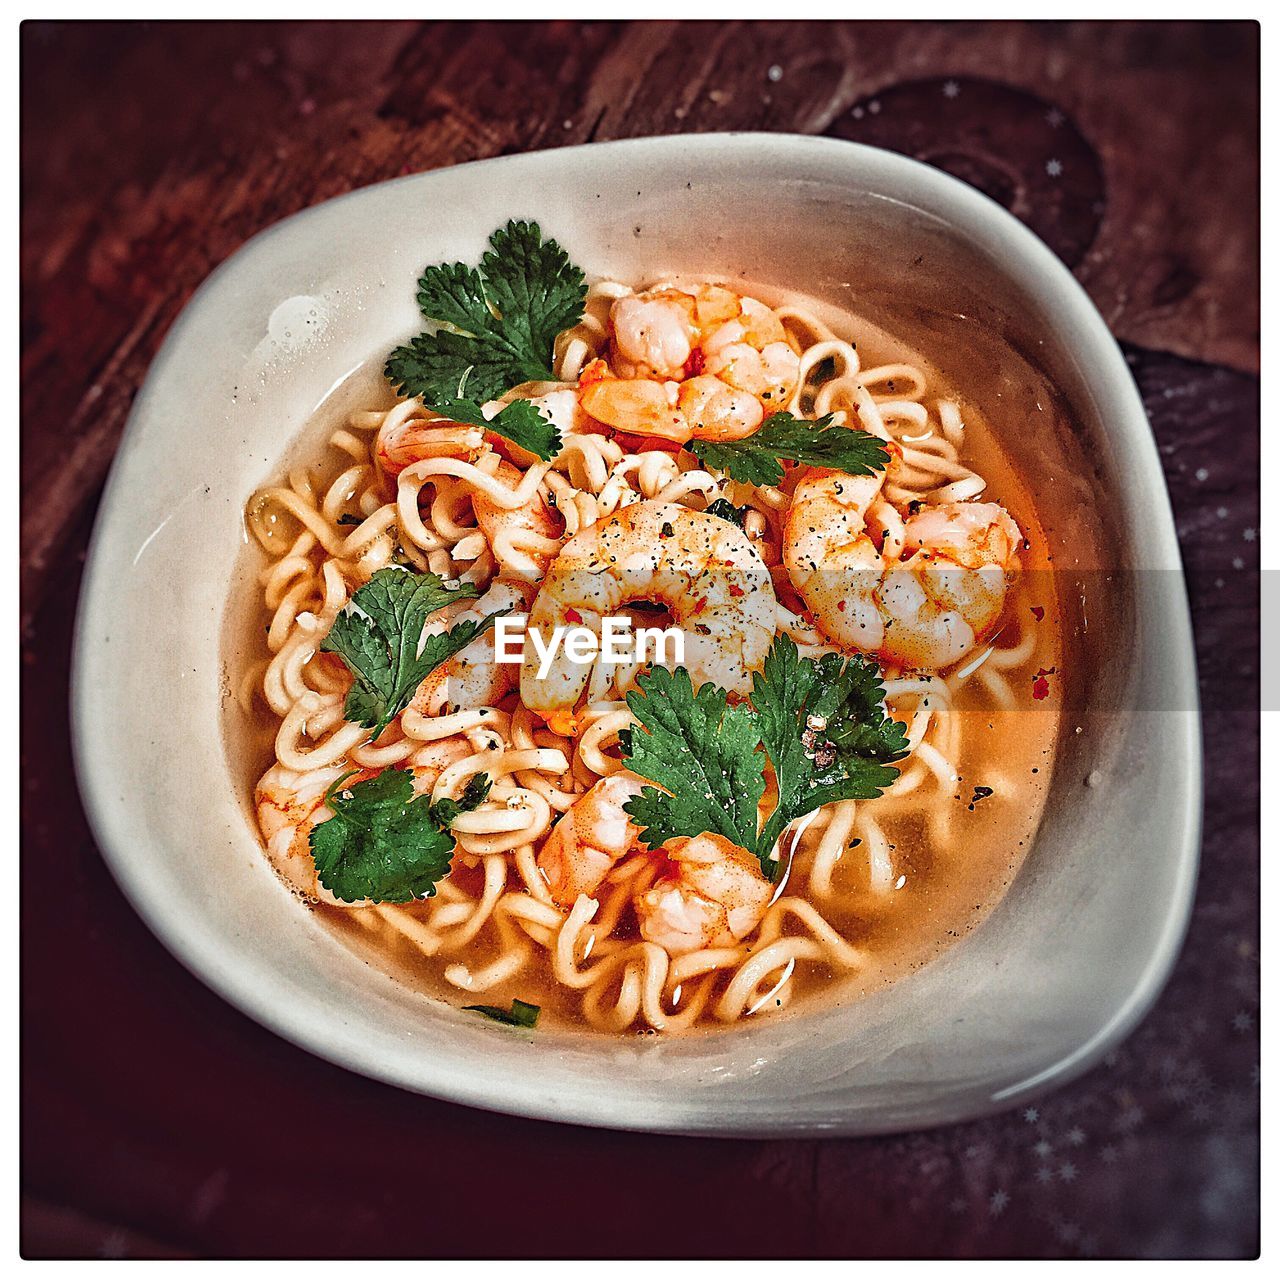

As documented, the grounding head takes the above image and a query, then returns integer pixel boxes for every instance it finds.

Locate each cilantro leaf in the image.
[753,635,910,861]
[617,635,907,878]
[703,498,749,528]
[310,766,490,903]
[477,222,584,376]
[385,329,513,407]
[619,666,765,856]
[429,395,561,462]
[691,412,890,486]
[385,220,586,406]
[429,772,493,827]
[464,998,541,1028]
[320,567,504,738]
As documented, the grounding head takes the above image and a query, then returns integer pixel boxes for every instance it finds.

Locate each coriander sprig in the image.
[428,394,562,462]
[320,567,507,739]
[691,412,890,486]
[310,767,492,903]
[384,220,585,462]
[619,635,909,878]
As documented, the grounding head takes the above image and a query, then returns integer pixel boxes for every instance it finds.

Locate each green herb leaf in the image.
[464,998,541,1028]
[310,766,491,903]
[618,636,907,877]
[691,412,890,486]
[752,635,910,863]
[320,567,503,738]
[619,666,766,856]
[429,772,493,827]
[385,221,586,406]
[703,498,749,528]
[429,395,561,462]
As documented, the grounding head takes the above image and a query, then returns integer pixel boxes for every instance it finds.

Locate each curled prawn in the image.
[375,413,563,574]
[408,578,534,716]
[578,283,800,444]
[783,463,1023,670]
[375,414,486,477]
[519,499,777,735]
[537,779,772,960]
[536,771,646,906]
[634,833,773,956]
[374,388,583,474]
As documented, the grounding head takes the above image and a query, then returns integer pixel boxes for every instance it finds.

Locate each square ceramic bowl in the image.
[72,134,1201,1136]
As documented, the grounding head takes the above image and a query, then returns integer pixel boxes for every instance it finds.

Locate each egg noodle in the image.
[240,279,1042,1033]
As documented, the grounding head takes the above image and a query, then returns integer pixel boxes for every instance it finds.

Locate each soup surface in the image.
[225,230,1060,1035]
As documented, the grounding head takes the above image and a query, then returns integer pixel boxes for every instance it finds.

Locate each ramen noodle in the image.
[231,225,1059,1034]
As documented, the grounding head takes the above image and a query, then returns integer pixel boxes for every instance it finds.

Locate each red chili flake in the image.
[690,597,707,617]
[728,584,745,598]
[1030,605,1045,622]
[836,600,847,612]
[685,348,706,377]
[565,608,583,625]
[1031,665,1057,701]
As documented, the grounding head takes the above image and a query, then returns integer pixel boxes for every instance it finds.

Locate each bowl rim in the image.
[70,132,1203,1135]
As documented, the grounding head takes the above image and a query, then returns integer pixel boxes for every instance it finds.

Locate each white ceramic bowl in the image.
[72,134,1201,1136]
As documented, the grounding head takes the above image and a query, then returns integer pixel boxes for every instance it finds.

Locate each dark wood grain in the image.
[19,19,1259,627]
[20,20,1258,1259]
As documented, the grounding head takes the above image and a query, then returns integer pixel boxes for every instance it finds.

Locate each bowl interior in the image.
[73,135,1199,1135]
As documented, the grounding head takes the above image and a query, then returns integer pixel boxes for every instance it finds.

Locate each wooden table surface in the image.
[20,20,1259,1258]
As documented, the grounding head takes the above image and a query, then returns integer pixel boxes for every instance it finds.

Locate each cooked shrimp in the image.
[376,415,485,477]
[898,500,1023,648]
[520,387,596,440]
[375,390,581,475]
[255,740,470,905]
[520,500,777,735]
[675,375,765,441]
[608,284,797,388]
[578,365,763,443]
[634,833,773,956]
[701,296,799,404]
[784,464,1022,670]
[608,292,697,380]
[536,771,647,906]
[410,578,533,716]
[577,283,799,443]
